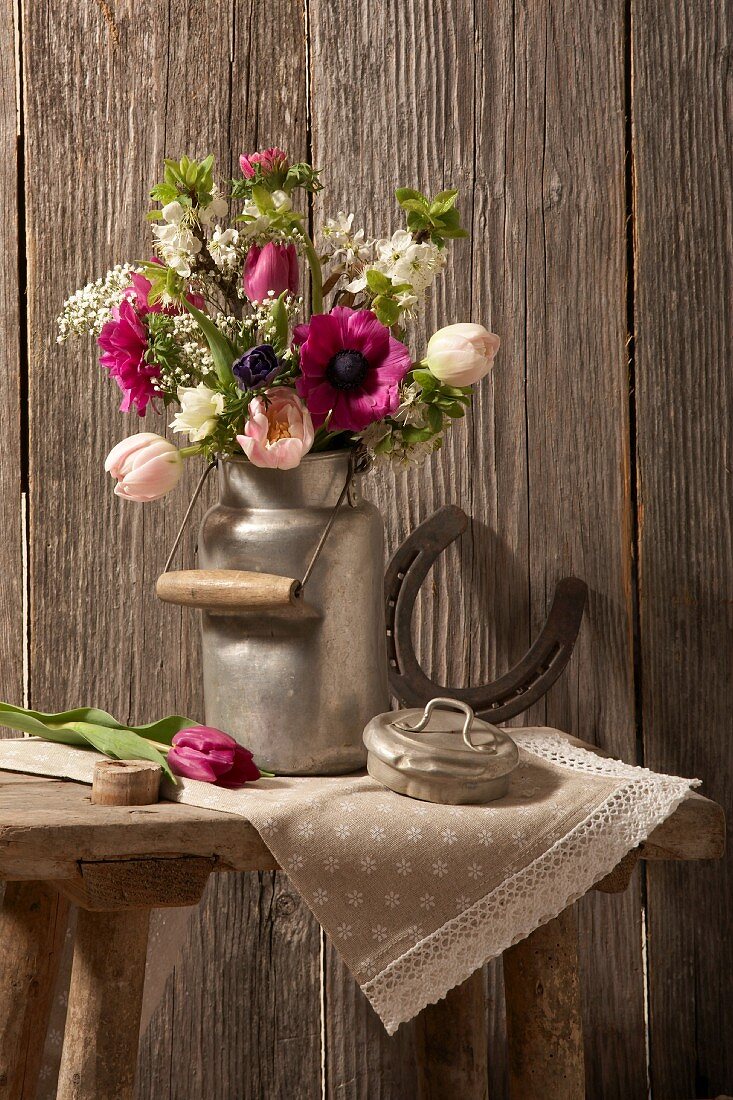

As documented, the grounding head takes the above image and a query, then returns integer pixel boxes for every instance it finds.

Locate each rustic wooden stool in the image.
[0,739,724,1100]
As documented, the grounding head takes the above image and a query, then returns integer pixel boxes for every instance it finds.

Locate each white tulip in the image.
[425,323,500,387]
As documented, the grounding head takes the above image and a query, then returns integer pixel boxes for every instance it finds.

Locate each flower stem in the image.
[301,230,323,315]
[143,737,173,753]
[179,444,203,460]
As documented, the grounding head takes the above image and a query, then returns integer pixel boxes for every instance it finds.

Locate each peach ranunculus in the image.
[104,432,183,501]
[236,388,314,470]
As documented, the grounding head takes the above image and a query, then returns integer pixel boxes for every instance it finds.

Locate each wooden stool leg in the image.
[416,970,489,1099]
[57,760,161,1100]
[0,880,69,1099]
[503,907,585,1100]
[56,906,150,1100]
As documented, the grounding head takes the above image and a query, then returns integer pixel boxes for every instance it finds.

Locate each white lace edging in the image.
[362,732,698,1034]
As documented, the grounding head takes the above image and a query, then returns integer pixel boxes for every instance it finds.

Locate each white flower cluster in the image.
[364,428,443,470]
[152,201,204,278]
[56,264,141,342]
[163,314,214,383]
[321,211,372,266]
[209,225,240,270]
[238,191,297,242]
[347,229,445,310]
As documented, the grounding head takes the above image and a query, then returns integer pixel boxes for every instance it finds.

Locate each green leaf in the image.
[395,187,427,206]
[182,300,238,384]
[251,185,275,213]
[61,723,176,783]
[412,369,438,392]
[400,425,435,443]
[399,199,430,214]
[426,404,444,433]
[151,183,179,205]
[441,401,466,418]
[365,268,393,295]
[373,296,401,327]
[270,292,289,355]
[429,189,459,214]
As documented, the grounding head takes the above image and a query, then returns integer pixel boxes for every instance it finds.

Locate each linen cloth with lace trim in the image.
[0,728,697,1035]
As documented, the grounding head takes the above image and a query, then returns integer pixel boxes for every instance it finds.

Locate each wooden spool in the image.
[91,759,162,806]
[156,568,319,619]
[57,760,162,1100]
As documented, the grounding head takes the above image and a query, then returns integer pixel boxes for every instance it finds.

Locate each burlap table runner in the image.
[0,729,696,1033]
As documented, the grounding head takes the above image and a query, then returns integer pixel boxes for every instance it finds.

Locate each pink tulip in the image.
[104,432,182,502]
[236,388,314,470]
[243,242,299,302]
[239,147,288,180]
[167,726,261,788]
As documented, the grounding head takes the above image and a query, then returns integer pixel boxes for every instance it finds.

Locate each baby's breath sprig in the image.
[56,264,141,342]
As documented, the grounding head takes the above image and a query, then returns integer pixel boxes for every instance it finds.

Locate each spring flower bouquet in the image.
[59,149,499,502]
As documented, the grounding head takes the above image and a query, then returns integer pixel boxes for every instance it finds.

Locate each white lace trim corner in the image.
[362,731,698,1034]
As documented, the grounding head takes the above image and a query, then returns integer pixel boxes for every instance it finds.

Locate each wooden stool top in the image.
[0,733,724,888]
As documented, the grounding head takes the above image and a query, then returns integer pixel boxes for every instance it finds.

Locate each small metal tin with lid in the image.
[363,697,520,805]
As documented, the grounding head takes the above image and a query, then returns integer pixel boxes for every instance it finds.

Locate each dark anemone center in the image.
[326,349,369,390]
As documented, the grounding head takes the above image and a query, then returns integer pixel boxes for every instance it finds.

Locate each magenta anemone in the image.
[294,307,411,432]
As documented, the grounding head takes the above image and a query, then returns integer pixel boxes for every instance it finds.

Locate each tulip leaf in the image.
[0,702,199,785]
[270,292,289,355]
[182,299,238,385]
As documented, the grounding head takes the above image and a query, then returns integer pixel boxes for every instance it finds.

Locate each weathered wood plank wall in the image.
[1,0,728,1096]
[633,4,733,1097]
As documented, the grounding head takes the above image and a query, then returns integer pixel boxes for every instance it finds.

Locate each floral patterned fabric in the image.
[0,729,696,1041]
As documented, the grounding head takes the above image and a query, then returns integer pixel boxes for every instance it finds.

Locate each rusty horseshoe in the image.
[385,506,588,720]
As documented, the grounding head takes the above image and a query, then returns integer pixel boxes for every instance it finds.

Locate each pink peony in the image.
[236,388,314,470]
[98,299,159,415]
[239,146,288,180]
[294,307,412,431]
[105,432,182,502]
[242,242,299,302]
[167,726,261,788]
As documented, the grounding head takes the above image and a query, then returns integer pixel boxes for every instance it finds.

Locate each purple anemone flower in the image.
[294,307,412,431]
[232,344,282,390]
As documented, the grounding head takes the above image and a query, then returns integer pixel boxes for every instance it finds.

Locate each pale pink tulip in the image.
[236,388,314,470]
[105,432,182,502]
[425,323,500,387]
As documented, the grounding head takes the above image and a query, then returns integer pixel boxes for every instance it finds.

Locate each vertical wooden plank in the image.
[23,2,320,1097]
[503,5,646,1096]
[633,3,733,1095]
[0,0,24,704]
[311,0,638,1097]
[162,874,321,1100]
[308,2,487,1094]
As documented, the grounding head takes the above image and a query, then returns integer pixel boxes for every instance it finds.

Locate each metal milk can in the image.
[158,451,389,775]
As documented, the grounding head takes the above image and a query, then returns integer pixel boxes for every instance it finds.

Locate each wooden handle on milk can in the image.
[156,569,319,619]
